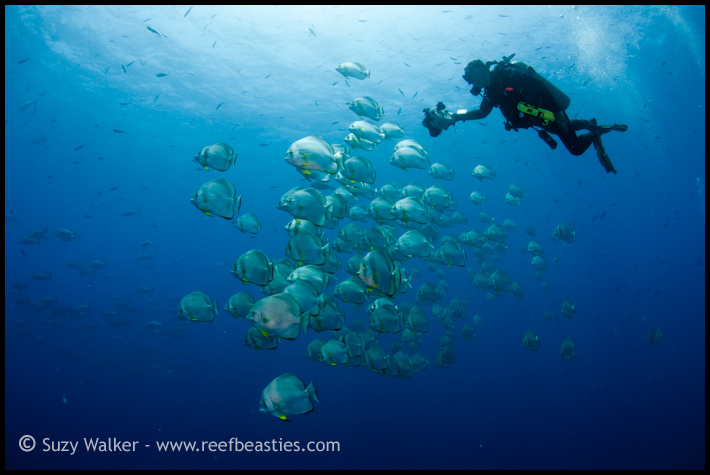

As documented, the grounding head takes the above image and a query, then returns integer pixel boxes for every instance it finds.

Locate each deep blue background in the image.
[5,5,705,469]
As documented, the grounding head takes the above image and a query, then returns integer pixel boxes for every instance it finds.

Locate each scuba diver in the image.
[422,54,627,174]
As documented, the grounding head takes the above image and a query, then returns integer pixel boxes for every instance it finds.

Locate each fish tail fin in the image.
[306,381,320,403]
[299,311,310,335]
[334,152,344,170]
[212,299,219,316]
[267,261,275,283]
[379,106,385,118]
[234,195,242,215]
[365,70,370,79]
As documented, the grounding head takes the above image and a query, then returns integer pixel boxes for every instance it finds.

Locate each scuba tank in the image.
[510,63,571,112]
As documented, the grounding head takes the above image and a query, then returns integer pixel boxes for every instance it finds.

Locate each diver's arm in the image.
[452,97,493,123]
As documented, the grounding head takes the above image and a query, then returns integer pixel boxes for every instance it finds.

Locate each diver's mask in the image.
[463,69,485,96]
[463,59,488,97]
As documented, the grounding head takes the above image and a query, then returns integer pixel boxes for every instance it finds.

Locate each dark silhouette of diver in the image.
[422,54,627,174]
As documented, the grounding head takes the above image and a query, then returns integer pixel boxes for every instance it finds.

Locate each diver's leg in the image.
[554,126,594,156]
[570,119,591,132]
[552,123,616,173]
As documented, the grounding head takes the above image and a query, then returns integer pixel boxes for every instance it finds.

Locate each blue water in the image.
[5,5,705,469]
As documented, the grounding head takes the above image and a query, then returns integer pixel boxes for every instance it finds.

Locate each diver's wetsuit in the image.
[457,62,596,156]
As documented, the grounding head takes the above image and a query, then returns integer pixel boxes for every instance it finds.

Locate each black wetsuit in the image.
[458,62,596,156]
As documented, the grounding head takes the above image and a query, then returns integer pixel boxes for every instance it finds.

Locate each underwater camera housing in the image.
[422,102,449,137]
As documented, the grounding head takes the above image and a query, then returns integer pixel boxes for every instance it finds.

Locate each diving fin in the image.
[598,123,628,134]
[589,118,628,136]
[592,135,617,174]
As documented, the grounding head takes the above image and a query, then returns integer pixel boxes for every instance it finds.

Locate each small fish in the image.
[126,61,135,67]
[20,249,26,258]
[212,40,217,48]
[121,64,126,73]
[398,88,404,96]
[397,107,402,115]
[119,102,130,106]
[412,91,417,99]
[184,6,193,17]
[442,10,451,13]
[74,145,84,151]
[154,94,160,102]
[315,100,319,107]
[403,63,412,67]
[308,27,317,37]
[18,58,30,64]
[499,14,510,17]
[19,100,37,111]
[142,186,148,191]
[143,18,152,23]
[259,143,271,147]
[156,73,169,77]
[216,102,224,110]
[72,161,81,164]
[211,14,218,19]
[147,26,161,37]
[110,186,118,191]
[113,129,124,133]
[331,121,339,125]
[345,80,350,88]
[104,67,110,74]
[264,73,272,79]
[358,19,367,22]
